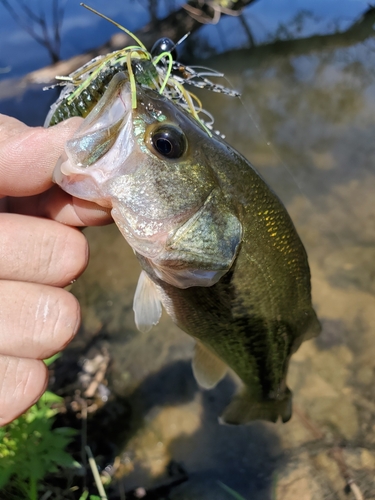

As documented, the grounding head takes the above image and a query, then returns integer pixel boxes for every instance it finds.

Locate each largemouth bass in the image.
[51,71,320,424]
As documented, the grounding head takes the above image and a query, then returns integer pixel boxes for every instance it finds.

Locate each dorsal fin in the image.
[192,341,228,389]
[133,271,162,333]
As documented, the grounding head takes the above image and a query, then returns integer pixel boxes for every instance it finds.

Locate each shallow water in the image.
[2,2,375,499]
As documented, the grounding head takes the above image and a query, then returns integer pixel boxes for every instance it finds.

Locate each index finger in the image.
[0,114,82,198]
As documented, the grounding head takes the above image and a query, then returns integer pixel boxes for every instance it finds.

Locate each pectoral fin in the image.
[220,387,292,425]
[133,271,162,333]
[192,341,228,389]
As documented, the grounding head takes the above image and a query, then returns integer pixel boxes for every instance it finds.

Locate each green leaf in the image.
[50,450,77,468]
[39,390,63,405]
[0,387,77,496]
[43,352,62,366]
[0,467,14,489]
[53,426,78,437]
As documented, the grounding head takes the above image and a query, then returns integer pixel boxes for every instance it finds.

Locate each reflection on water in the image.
[0,0,366,79]
[2,3,375,499]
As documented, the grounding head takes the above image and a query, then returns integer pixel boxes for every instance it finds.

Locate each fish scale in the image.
[137,156,318,419]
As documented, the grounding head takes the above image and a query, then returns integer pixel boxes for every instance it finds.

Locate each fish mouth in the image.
[52,109,133,204]
[53,75,134,202]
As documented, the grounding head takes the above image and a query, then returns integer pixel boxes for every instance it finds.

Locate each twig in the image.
[40,492,52,500]
[0,0,61,61]
[238,12,255,47]
[118,478,126,500]
[329,447,364,500]
[84,352,110,398]
[85,445,108,500]
[74,392,88,489]
[295,407,365,499]
[350,482,365,500]
[293,405,325,440]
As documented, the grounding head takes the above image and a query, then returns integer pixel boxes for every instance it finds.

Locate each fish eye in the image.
[150,125,187,159]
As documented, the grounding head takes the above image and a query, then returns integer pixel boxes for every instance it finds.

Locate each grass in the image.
[0,353,109,500]
[0,391,78,500]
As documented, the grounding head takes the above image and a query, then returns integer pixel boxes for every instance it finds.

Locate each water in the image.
[0,0,367,79]
[1,1,375,499]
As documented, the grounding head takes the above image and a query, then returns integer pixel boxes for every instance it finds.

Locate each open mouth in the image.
[52,74,134,197]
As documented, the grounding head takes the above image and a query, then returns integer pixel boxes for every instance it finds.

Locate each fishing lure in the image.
[44,3,239,132]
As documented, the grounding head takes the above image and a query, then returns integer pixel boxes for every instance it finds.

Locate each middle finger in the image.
[0,213,88,286]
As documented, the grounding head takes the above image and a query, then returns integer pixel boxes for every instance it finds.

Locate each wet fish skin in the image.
[136,137,320,424]
[53,72,320,424]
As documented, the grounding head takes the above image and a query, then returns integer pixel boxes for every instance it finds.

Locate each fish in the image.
[50,64,321,425]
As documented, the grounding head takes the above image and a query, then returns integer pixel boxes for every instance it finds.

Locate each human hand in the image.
[0,114,112,425]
